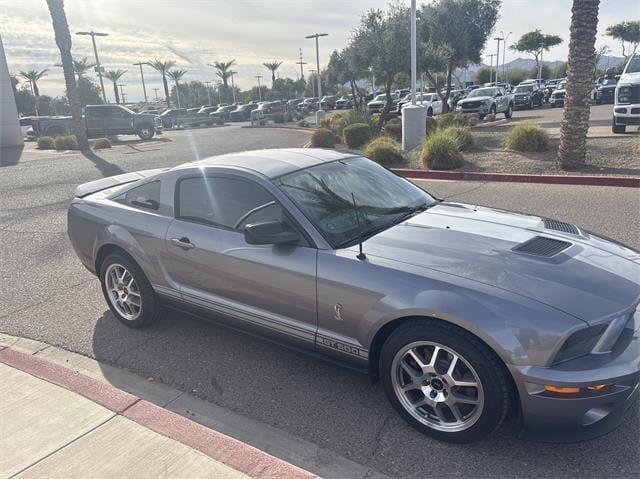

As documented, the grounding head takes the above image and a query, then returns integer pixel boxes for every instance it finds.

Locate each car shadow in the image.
[0,145,25,167]
[91,308,639,478]
[81,149,125,177]
[109,137,173,145]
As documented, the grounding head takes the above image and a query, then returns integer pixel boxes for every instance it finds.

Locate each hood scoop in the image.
[543,218,580,235]
[513,236,572,257]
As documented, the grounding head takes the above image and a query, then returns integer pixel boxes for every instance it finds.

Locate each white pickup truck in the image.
[612,54,640,134]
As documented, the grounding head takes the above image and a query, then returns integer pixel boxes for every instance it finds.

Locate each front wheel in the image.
[137,125,154,140]
[427,107,433,117]
[612,117,626,134]
[380,320,511,443]
[489,105,496,116]
[504,103,513,119]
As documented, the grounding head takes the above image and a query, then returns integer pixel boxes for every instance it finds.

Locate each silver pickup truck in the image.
[30,105,163,140]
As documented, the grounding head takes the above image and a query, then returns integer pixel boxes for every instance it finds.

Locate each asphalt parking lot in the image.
[1,125,638,478]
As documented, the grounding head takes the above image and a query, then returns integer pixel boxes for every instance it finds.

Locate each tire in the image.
[612,117,626,134]
[99,253,160,328]
[427,107,433,117]
[489,105,496,116]
[137,125,154,140]
[380,319,511,443]
[504,103,513,119]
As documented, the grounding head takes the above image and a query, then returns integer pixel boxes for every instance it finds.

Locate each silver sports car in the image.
[68,148,640,443]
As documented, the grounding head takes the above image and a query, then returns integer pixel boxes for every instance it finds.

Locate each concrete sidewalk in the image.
[0,342,321,479]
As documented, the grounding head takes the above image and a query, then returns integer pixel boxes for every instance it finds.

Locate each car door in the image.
[105,106,133,134]
[164,173,318,350]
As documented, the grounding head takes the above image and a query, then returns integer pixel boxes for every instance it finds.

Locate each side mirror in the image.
[244,220,299,245]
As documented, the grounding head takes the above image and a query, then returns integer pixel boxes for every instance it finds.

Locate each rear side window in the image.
[117,181,161,210]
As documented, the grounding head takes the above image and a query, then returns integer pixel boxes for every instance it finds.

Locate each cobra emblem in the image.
[334,303,344,321]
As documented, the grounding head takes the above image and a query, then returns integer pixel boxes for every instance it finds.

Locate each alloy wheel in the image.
[391,341,484,432]
[105,263,142,321]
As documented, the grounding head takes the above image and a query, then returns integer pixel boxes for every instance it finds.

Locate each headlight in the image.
[617,85,631,104]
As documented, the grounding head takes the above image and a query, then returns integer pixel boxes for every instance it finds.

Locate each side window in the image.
[118,181,161,210]
[177,177,285,231]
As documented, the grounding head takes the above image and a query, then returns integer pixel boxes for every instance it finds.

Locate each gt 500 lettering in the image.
[317,336,368,358]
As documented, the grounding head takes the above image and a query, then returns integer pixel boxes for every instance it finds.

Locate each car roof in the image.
[177,148,359,179]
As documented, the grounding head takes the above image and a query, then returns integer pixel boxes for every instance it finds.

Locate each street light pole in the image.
[538,42,545,80]
[203,81,212,105]
[230,71,237,104]
[401,0,426,150]
[305,32,328,123]
[296,48,307,80]
[152,88,160,101]
[309,69,316,97]
[76,31,108,103]
[487,54,496,83]
[133,62,148,103]
[118,83,127,104]
[501,31,512,84]
[493,37,502,83]
[255,75,263,102]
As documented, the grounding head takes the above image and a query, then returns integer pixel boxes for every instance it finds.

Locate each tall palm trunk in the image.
[174,80,181,108]
[32,81,40,97]
[162,75,171,107]
[112,81,120,104]
[46,0,89,150]
[557,0,600,169]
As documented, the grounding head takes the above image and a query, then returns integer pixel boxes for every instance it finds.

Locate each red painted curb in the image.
[125,400,316,479]
[241,125,316,132]
[0,346,317,479]
[0,347,138,413]
[392,168,640,188]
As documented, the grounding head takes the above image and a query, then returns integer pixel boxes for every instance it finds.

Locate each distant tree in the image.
[10,74,19,93]
[605,21,640,64]
[327,48,364,107]
[14,88,37,115]
[504,67,529,86]
[511,30,563,75]
[46,0,88,149]
[419,0,501,111]
[475,66,492,84]
[36,95,56,116]
[550,62,568,79]
[530,63,551,80]
[104,69,127,104]
[167,69,188,108]
[74,77,103,106]
[56,56,95,80]
[263,61,283,86]
[18,69,48,97]
[148,59,176,107]
[593,45,610,79]
[210,60,236,87]
[557,0,600,169]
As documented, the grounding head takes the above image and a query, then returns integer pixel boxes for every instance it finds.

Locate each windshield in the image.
[513,85,533,93]
[626,56,640,73]
[601,78,617,85]
[467,88,496,98]
[373,94,387,102]
[274,157,436,248]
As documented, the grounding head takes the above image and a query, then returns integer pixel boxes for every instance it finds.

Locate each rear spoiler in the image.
[74,168,169,198]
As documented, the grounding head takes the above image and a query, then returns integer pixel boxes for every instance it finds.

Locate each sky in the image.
[1,0,638,102]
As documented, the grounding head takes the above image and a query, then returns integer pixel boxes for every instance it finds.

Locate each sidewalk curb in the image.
[392,168,640,188]
[0,346,317,479]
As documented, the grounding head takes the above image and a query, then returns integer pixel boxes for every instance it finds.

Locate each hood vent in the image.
[543,218,579,235]
[513,236,571,257]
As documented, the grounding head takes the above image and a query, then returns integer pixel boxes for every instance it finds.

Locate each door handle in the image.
[170,237,196,250]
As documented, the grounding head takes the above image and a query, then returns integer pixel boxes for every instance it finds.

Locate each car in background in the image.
[256,101,287,115]
[320,95,338,110]
[549,80,567,107]
[594,77,618,104]
[161,108,212,128]
[512,83,545,109]
[455,86,513,119]
[446,89,468,110]
[612,54,640,134]
[209,104,236,122]
[287,98,303,110]
[335,95,354,109]
[19,117,35,138]
[298,97,319,110]
[545,78,563,97]
[367,93,398,114]
[520,78,546,89]
[229,103,259,121]
[396,93,443,116]
[198,105,219,116]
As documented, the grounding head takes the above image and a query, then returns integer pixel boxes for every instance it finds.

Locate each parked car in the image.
[68,148,640,444]
[549,80,567,107]
[209,104,237,122]
[335,95,354,109]
[396,93,443,116]
[31,105,163,140]
[19,117,34,138]
[161,108,213,128]
[229,103,259,121]
[511,83,545,109]
[367,93,398,114]
[394,88,411,98]
[287,98,303,109]
[320,95,338,110]
[446,89,468,110]
[594,77,618,104]
[612,54,640,133]
[198,106,219,116]
[519,78,546,88]
[455,87,513,118]
[297,97,319,110]
[256,101,286,115]
[545,78,563,97]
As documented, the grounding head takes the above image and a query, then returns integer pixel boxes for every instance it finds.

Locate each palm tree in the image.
[55,57,96,81]
[167,69,187,108]
[18,69,48,97]
[104,70,127,104]
[148,59,176,107]
[210,60,236,87]
[557,0,600,169]
[263,61,283,86]
[45,0,88,149]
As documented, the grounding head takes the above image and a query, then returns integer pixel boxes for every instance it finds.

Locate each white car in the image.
[397,93,443,116]
[19,117,34,139]
[612,54,640,134]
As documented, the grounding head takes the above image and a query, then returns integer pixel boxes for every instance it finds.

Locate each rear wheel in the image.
[137,125,154,140]
[504,103,513,119]
[99,253,160,328]
[380,320,511,443]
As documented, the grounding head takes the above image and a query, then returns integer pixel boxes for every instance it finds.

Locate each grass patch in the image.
[311,128,337,148]
[362,136,404,166]
[440,126,474,151]
[343,123,372,148]
[421,130,464,170]
[37,136,56,150]
[54,134,78,150]
[502,123,549,152]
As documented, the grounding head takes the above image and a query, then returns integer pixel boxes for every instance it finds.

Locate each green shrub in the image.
[343,123,372,148]
[311,128,337,148]
[342,107,375,132]
[91,138,112,149]
[37,136,55,150]
[483,113,497,122]
[381,111,398,123]
[441,126,474,151]
[295,112,305,121]
[272,113,286,124]
[425,116,438,137]
[297,119,309,127]
[466,113,480,126]
[436,113,468,128]
[421,130,464,170]
[362,136,404,166]
[286,110,294,122]
[54,134,78,150]
[502,123,549,152]
[384,121,402,141]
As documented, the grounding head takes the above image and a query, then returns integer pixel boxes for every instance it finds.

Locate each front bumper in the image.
[510,330,640,442]
[549,97,564,106]
[613,104,640,125]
